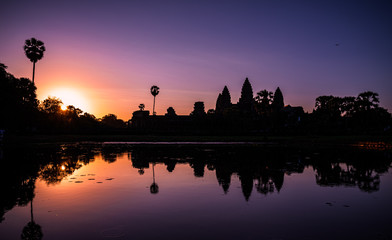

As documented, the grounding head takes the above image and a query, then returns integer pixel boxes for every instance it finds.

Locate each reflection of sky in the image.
[0,155,391,239]
[1,1,391,119]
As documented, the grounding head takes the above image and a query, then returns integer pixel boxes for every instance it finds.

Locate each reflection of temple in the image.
[128,145,391,200]
[212,156,290,200]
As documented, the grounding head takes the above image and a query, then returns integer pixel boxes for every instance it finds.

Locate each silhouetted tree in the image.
[24,38,46,84]
[351,91,391,131]
[101,114,126,128]
[311,95,344,132]
[165,107,177,117]
[255,89,273,115]
[150,86,159,115]
[65,105,83,117]
[0,63,38,130]
[138,103,145,111]
[312,91,391,133]
[0,63,7,77]
[355,91,379,112]
[79,112,99,130]
[340,96,356,117]
[315,96,340,114]
[40,97,62,115]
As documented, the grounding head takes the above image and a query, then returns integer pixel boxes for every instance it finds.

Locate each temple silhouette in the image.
[130,78,304,134]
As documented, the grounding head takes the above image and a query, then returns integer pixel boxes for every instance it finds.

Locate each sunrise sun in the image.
[44,88,91,113]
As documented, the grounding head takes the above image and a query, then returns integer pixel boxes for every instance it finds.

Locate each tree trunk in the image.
[152,163,155,182]
[30,199,34,223]
[153,96,156,115]
[32,61,36,84]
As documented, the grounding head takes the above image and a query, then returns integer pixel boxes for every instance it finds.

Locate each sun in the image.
[45,88,91,113]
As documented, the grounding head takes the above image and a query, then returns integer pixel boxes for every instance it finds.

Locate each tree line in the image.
[0,63,126,133]
[1,62,391,134]
[1,37,127,134]
[309,92,391,133]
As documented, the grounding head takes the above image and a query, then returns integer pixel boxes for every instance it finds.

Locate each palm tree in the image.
[21,198,43,240]
[150,163,159,194]
[255,89,273,115]
[21,178,43,240]
[150,85,160,115]
[24,38,46,84]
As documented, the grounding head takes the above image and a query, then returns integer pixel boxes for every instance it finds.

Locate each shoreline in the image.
[3,134,391,147]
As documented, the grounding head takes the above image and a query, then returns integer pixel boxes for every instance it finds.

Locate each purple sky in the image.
[1,0,391,119]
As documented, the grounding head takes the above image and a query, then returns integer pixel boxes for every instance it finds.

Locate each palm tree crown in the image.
[24,38,46,84]
[150,86,159,97]
[24,38,45,63]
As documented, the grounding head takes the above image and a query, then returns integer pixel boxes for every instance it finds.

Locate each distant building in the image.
[131,110,150,128]
[283,105,304,124]
[237,77,256,115]
[272,87,284,112]
[191,101,206,117]
[130,78,306,133]
[215,86,232,115]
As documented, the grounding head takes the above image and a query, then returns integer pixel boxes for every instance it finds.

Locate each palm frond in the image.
[23,37,46,62]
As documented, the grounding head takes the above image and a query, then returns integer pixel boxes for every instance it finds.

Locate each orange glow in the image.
[61,165,66,171]
[354,142,392,150]
[41,87,91,114]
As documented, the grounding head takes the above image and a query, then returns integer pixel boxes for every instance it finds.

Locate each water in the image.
[0,143,391,240]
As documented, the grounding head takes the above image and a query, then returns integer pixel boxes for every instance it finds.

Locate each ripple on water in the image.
[101,226,125,238]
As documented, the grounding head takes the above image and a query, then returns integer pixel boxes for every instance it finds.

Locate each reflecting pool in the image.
[0,143,391,240]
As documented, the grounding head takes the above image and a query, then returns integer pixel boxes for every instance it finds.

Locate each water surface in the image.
[0,143,391,240]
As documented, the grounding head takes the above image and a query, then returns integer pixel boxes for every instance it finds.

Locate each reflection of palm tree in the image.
[150,86,160,115]
[24,38,46,84]
[138,169,145,175]
[150,163,159,194]
[21,221,43,240]
[21,190,43,240]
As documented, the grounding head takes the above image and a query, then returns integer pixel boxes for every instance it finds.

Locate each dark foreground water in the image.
[0,143,391,240]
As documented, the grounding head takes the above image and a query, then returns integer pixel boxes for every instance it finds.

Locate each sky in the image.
[1,0,391,119]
